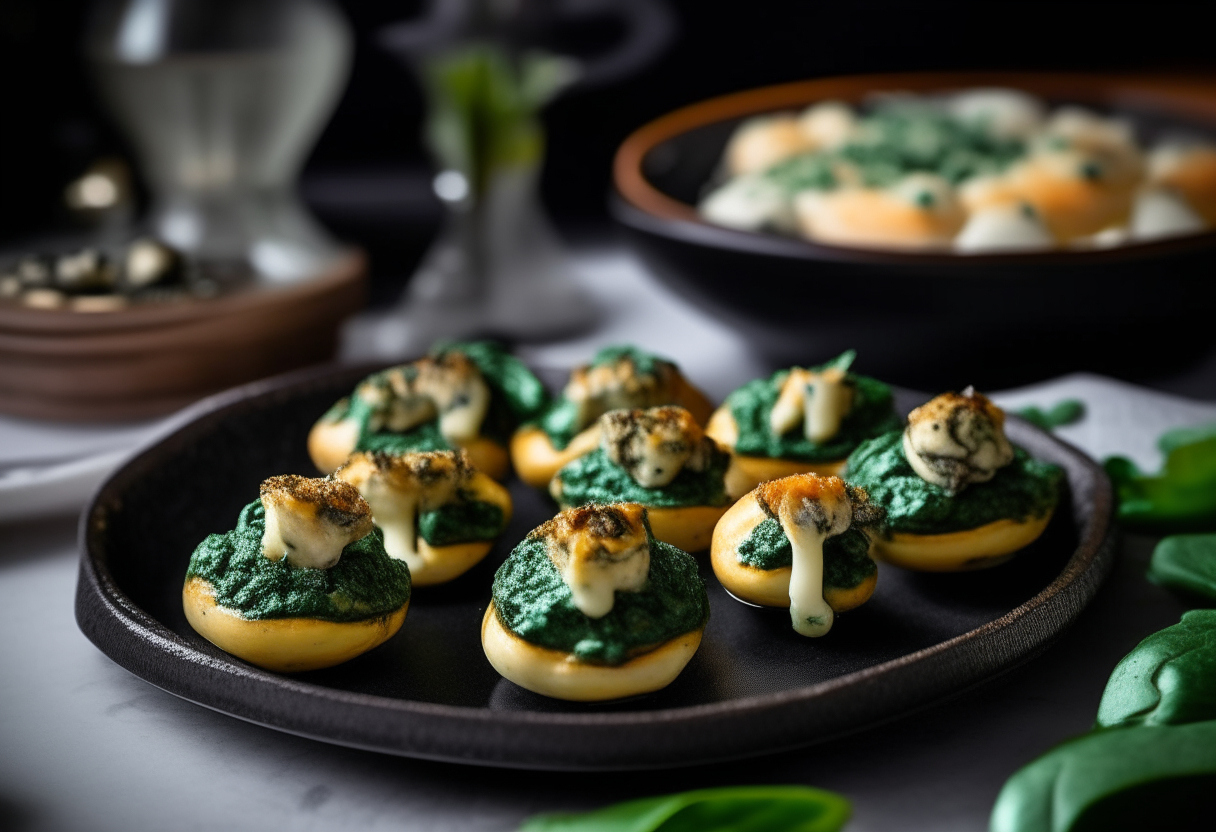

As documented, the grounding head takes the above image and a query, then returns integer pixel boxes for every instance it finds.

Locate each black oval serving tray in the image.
[75,362,1115,770]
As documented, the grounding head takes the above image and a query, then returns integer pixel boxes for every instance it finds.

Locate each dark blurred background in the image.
[3,0,1213,305]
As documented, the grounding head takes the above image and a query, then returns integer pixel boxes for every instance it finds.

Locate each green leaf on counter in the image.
[1095,610,1216,729]
[519,786,851,832]
[1014,400,1085,431]
[1104,422,1216,531]
[1148,534,1216,605]
[989,720,1216,832]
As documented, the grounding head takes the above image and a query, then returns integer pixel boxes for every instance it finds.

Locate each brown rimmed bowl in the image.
[0,250,365,421]
[75,362,1114,769]
[611,72,1216,387]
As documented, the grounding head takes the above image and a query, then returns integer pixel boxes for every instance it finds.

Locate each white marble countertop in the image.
[2,248,1215,831]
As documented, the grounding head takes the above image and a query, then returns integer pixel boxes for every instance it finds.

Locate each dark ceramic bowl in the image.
[611,72,1216,388]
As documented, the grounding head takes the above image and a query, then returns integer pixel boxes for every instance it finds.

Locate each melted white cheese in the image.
[261,498,357,570]
[955,203,1055,253]
[948,88,1045,140]
[548,520,650,619]
[411,372,491,443]
[797,101,857,150]
[1045,107,1134,150]
[769,368,853,443]
[1130,188,1207,241]
[902,402,1014,493]
[358,479,424,571]
[384,394,437,433]
[699,175,797,233]
[770,369,811,437]
[600,408,705,489]
[780,497,852,637]
[804,369,853,443]
[561,542,649,619]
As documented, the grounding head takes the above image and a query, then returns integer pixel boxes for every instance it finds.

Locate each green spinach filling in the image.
[736,522,876,589]
[335,340,548,450]
[727,362,900,462]
[555,448,730,509]
[186,500,411,622]
[534,345,674,451]
[418,498,505,547]
[763,104,1026,193]
[492,533,709,666]
[354,419,450,456]
[845,430,1062,535]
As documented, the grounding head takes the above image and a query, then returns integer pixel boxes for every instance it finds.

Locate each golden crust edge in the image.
[644,503,731,553]
[509,424,601,488]
[707,408,846,499]
[480,602,703,702]
[873,509,1055,572]
[182,576,408,672]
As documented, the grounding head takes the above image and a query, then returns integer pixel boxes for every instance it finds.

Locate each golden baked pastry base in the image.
[307,419,509,480]
[509,424,601,488]
[408,471,512,586]
[874,511,1054,572]
[182,576,408,672]
[481,603,704,702]
[647,504,731,553]
[510,379,713,488]
[706,407,846,499]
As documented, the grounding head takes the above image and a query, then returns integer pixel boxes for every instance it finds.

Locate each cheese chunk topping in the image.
[947,88,1045,140]
[769,365,856,443]
[955,202,1055,253]
[563,353,681,433]
[599,406,717,488]
[1130,187,1206,241]
[698,174,798,234]
[797,101,857,150]
[335,450,470,571]
[260,475,373,570]
[357,352,491,443]
[756,475,882,637]
[537,504,650,618]
[903,387,1014,495]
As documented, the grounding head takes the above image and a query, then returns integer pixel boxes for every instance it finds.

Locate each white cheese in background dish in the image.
[955,202,1055,253]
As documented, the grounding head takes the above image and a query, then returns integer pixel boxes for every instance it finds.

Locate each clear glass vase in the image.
[86,0,353,284]
[370,0,674,353]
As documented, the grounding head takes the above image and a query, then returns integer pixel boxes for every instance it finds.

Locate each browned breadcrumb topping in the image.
[908,386,1005,432]
[567,357,678,405]
[604,405,701,437]
[337,449,473,490]
[756,472,847,511]
[260,474,371,521]
[755,473,884,528]
[530,502,648,543]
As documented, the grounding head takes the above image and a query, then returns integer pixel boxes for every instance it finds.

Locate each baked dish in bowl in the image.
[611,72,1216,385]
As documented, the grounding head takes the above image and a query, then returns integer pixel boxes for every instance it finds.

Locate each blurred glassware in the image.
[86,0,353,284]
[370,0,674,353]
[63,157,136,236]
